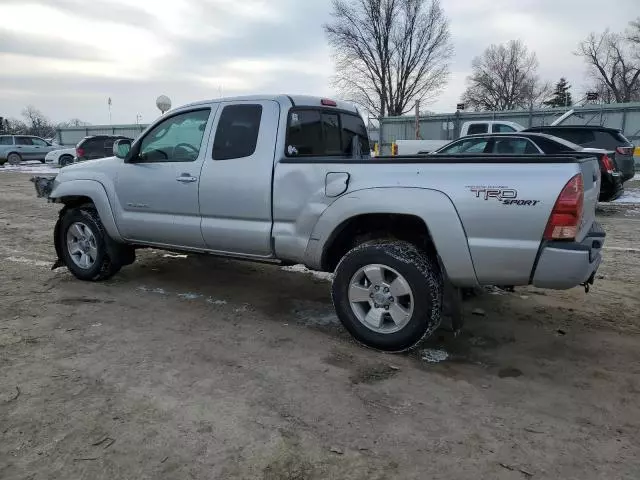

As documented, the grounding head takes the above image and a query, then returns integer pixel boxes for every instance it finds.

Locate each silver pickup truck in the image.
[32,95,605,352]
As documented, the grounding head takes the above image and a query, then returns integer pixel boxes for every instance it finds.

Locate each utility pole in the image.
[414,100,420,139]
[108,97,112,125]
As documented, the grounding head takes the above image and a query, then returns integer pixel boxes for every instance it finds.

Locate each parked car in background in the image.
[395,120,524,155]
[433,132,623,201]
[0,135,60,165]
[75,135,133,163]
[525,125,635,182]
[45,147,76,167]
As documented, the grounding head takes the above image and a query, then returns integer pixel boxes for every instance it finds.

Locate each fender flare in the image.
[304,187,478,287]
[50,179,123,242]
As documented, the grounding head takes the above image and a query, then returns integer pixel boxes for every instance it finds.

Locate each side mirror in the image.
[113,139,132,159]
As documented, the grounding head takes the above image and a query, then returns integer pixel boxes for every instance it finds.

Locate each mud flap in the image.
[439,278,464,335]
[51,215,65,270]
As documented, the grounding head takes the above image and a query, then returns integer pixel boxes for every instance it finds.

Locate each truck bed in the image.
[282,153,598,164]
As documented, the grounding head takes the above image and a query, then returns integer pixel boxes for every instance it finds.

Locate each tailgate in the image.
[577,157,600,241]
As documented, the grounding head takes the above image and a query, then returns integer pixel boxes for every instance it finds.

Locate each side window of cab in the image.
[139,109,211,163]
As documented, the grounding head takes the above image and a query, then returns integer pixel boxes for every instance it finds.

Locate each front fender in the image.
[304,187,478,287]
[50,179,123,242]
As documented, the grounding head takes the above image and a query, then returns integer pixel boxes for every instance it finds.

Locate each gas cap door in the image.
[325,172,350,197]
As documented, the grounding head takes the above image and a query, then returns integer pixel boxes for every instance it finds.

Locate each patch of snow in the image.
[163,253,188,259]
[631,173,640,182]
[137,285,231,307]
[420,348,449,363]
[613,188,640,204]
[137,286,167,295]
[177,292,201,300]
[0,163,59,175]
[484,285,506,295]
[206,298,227,305]
[281,264,334,281]
[6,256,51,268]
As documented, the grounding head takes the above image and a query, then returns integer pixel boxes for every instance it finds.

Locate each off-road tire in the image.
[59,207,121,281]
[331,241,443,352]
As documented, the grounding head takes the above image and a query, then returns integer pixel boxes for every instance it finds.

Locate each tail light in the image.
[321,98,337,107]
[76,147,85,158]
[616,146,633,155]
[601,154,615,174]
[543,174,584,241]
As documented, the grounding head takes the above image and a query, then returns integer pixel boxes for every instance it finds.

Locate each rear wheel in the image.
[7,153,21,165]
[331,241,443,352]
[60,207,121,281]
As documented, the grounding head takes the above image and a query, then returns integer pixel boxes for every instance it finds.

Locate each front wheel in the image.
[59,207,121,281]
[331,241,443,352]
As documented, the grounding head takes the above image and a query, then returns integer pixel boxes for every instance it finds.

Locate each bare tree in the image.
[627,17,640,46]
[576,21,640,104]
[461,40,549,111]
[58,118,91,128]
[21,105,55,138]
[324,0,453,117]
[4,118,29,135]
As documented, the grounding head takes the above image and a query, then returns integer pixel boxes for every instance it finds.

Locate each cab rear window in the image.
[286,109,370,157]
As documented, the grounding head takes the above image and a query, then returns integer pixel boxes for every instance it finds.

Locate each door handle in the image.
[176,174,197,183]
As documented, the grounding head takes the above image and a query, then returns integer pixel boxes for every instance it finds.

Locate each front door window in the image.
[139,109,210,163]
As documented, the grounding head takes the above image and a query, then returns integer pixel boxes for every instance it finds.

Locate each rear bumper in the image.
[617,156,635,182]
[600,172,624,202]
[532,222,605,290]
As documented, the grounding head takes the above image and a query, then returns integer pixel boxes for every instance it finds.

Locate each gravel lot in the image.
[1,172,640,480]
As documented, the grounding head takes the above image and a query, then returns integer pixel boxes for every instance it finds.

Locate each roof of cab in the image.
[180,94,359,114]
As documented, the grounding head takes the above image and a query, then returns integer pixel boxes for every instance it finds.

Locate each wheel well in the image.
[58,196,94,209]
[322,214,436,271]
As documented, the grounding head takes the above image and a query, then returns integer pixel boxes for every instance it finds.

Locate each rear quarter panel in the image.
[274,159,583,287]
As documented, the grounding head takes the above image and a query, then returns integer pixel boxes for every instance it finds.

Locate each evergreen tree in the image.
[544,78,573,107]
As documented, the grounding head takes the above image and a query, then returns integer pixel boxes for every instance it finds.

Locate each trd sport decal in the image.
[467,186,540,206]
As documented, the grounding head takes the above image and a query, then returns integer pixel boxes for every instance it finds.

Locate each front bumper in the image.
[532,222,605,290]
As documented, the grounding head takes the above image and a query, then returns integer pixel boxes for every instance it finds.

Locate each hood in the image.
[61,156,120,172]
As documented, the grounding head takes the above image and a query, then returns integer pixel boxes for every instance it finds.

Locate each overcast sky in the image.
[1,0,638,125]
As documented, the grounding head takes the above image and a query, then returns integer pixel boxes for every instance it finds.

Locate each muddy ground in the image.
[1,172,640,480]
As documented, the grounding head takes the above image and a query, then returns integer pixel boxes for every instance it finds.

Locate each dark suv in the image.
[525,125,635,182]
[76,135,133,163]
